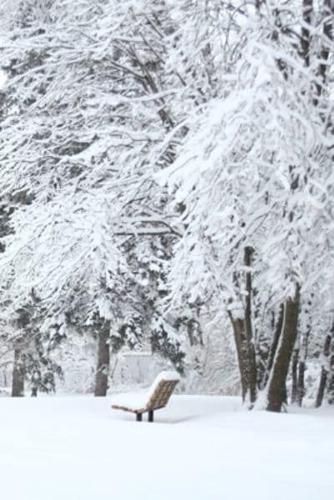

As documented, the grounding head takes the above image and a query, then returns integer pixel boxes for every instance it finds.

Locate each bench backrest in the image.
[146,373,180,411]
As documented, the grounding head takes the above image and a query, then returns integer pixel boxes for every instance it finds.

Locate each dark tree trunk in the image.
[296,328,311,407]
[11,345,25,397]
[296,359,306,406]
[262,304,284,388]
[244,246,257,404]
[267,287,300,412]
[256,330,271,391]
[294,310,311,406]
[94,321,111,397]
[327,331,334,405]
[291,348,299,404]
[228,247,257,405]
[315,330,332,407]
[229,314,248,402]
[315,366,327,408]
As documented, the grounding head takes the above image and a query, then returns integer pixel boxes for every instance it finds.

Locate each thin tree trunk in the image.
[267,286,300,412]
[315,330,332,407]
[296,359,306,406]
[263,304,284,388]
[327,329,334,405]
[292,304,312,407]
[296,326,311,406]
[11,344,25,397]
[291,348,299,404]
[229,314,248,402]
[94,321,111,397]
[315,366,328,408]
[228,247,257,405]
[244,246,257,404]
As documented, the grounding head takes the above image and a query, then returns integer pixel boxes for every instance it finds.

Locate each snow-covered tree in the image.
[0,0,189,395]
[163,1,334,410]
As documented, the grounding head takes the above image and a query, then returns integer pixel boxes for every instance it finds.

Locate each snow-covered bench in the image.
[111,371,180,422]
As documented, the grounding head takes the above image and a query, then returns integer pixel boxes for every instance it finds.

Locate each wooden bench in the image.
[111,371,180,422]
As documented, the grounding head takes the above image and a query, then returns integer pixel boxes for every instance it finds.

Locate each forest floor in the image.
[0,395,333,500]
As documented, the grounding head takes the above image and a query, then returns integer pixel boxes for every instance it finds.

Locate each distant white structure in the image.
[0,70,8,89]
[112,350,169,390]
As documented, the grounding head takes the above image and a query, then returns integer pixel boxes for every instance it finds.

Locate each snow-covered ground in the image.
[0,395,333,500]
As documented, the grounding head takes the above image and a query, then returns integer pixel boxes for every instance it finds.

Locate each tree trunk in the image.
[266,286,300,412]
[291,348,299,404]
[244,246,257,404]
[229,314,248,402]
[262,304,284,388]
[11,345,25,397]
[94,321,111,397]
[292,323,311,406]
[327,331,334,405]
[228,247,257,405]
[315,330,332,407]
[315,366,328,408]
[296,359,306,406]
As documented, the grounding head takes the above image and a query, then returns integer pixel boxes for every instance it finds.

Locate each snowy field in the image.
[0,395,333,500]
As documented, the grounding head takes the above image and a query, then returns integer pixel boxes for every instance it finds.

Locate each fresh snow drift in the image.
[0,396,332,500]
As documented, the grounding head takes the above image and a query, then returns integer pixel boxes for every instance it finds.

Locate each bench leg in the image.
[136,413,142,422]
[148,410,154,423]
